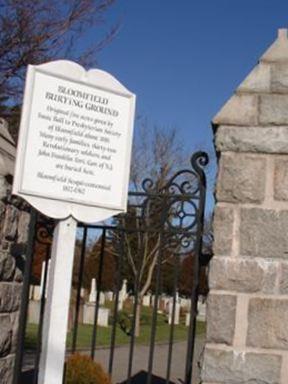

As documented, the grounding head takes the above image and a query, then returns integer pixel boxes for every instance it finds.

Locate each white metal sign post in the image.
[13,61,136,384]
[38,217,77,384]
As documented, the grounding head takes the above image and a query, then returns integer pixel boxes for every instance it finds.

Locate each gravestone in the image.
[83,304,110,327]
[118,297,124,311]
[197,301,206,322]
[168,298,180,325]
[80,288,85,298]
[142,295,150,307]
[119,279,128,301]
[99,291,105,306]
[89,278,97,303]
[185,313,190,327]
[105,291,113,301]
[162,296,170,313]
[28,300,41,324]
[33,285,41,301]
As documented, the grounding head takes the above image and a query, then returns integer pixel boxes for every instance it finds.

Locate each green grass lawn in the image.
[25,304,206,351]
[25,321,205,351]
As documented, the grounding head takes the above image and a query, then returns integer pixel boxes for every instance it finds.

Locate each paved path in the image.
[23,336,205,384]
[92,337,205,384]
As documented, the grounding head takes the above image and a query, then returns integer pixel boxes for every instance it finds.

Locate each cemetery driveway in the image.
[22,335,205,384]
[95,335,205,383]
[95,335,205,384]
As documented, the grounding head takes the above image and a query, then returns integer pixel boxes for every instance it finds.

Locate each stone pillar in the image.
[0,118,30,383]
[201,29,288,384]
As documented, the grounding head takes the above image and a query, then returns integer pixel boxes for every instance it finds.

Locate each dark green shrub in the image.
[118,310,132,335]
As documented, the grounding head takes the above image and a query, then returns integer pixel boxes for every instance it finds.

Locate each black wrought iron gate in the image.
[13,151,209,384]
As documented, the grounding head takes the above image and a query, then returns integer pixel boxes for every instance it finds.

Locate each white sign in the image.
[13,62,135,384]
[13,61,136,222]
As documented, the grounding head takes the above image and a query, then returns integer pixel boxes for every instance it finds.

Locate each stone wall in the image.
[0,118,30,384]
[201,29,288,384]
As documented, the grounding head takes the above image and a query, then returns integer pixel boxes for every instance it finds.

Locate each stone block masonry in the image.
[0,118,31,384]
[201,29,288,384]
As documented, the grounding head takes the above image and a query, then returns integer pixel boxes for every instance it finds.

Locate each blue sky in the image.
[88,0,288,211]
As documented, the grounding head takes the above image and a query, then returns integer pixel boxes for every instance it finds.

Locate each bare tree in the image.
[130,119,187,191]
[112,122,189,336]
[0,0,118,139]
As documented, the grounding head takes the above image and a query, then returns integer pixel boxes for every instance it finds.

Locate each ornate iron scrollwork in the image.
[117,151,209,255]
[34,215,55,245]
